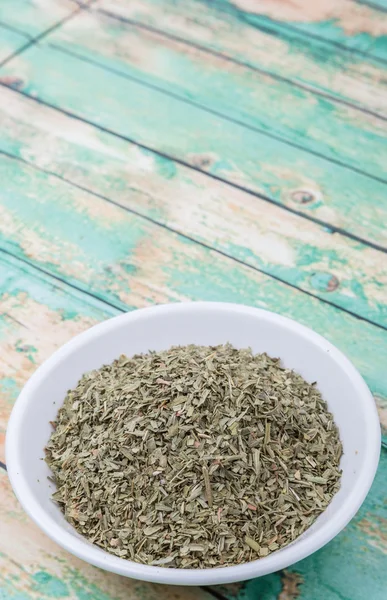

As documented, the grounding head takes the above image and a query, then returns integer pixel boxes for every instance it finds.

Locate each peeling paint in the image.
[278,570,303,600]
[357,516,387,554]
[95,0,387,116]
[0,108,386,326]
[231,0,387,36]
[32,571,69,598]
[1,41,387,254]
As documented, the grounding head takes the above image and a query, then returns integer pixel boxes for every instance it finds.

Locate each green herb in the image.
[45,344,342,568]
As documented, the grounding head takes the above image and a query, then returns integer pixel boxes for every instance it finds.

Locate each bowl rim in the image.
[6,302,381,585]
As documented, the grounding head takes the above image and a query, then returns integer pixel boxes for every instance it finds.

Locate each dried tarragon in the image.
[45,344,342,568]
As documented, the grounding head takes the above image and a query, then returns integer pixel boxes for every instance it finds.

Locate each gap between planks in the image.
[1,148,387,332]
[93,6,387,124]
[2,3,387,125]
[1,83,386,258]
[0,0,94,68]
[0,20,32,39]
[46,39,387,186]
[3,3,387,184]
[0,245,127,314]
[202,587,234,600]
[194,0,387,67]
[353,0,387,13]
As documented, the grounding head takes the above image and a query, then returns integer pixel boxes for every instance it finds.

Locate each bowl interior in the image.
[7,303,380,584]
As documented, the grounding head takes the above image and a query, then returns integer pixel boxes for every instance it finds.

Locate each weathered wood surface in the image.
[2,44,387,250]
[0,251,118,469]
[0,0,85,37]
[0,1,386,599]
[94,0,387,116]
[102,0,387,63]
[47,9,387,182]
[227,0,387,62]
[0,24,29,64]
[0,87,386,328]
[367,0,387,9]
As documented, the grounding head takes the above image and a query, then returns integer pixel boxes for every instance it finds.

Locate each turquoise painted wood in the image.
[0,1,386,599]
[47,9,387,183]
[0,251,119,438]
[94,0,387,117]
[0,23,29,63]
[366,0,387,7]
[0,87,386,329]
[225,0,387,62]
[0,0,83,37]
[1,45,387,250]
[139,0,387,62]
[366,0,387,8]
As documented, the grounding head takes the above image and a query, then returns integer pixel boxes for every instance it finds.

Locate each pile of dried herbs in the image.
[45,344,342,568]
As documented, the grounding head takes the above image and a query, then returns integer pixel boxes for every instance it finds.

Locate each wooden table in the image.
[1,0,387,598]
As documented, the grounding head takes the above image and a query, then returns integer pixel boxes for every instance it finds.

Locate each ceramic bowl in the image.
[6,302,380,585]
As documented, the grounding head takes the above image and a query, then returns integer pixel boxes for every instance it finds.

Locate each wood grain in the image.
[363,0,387,10]
[0,24,29,63]
[94,0,387,116]
[229,0,387,62]
[1,48,387,251]
[0,251,118,461]
[103,0,387,62]
[46,9,387,183]
[0,154,386,444]
[0,87,386,328]
[0,0,84,37]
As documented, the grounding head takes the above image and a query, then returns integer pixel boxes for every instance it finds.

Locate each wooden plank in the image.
[103,0,387,63]
[0,0,83,37]
[224,0,387,61]
[0,23,29,63]
[0,251,119,462]
[0,155,386,444]
[1,48,387,251]
[94,0,387,117]
[363,0,387,9]
[45,9,387,183]
[216,448,387,600]
[0,87,386,328]
[238,0,387,63]
[0,470,211,599]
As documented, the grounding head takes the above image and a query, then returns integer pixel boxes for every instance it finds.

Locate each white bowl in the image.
[6,302,380,585]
